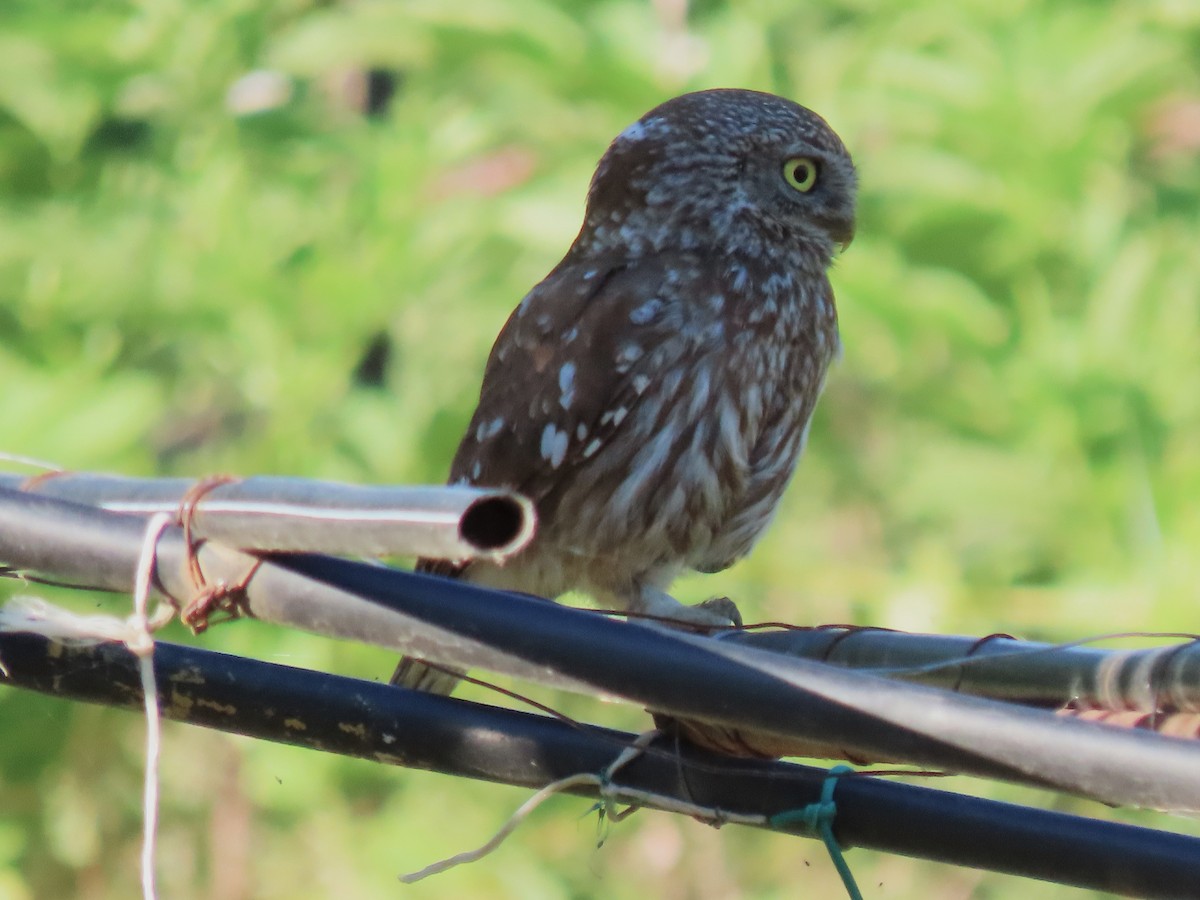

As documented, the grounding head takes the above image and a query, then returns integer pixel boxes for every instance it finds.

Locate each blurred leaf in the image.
[2,0,1200,896]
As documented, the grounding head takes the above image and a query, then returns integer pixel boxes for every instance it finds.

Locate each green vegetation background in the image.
[2,1,1199,897]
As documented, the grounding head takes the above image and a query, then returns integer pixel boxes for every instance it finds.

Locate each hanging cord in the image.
[399,730,769,883]
[0,512,175,900]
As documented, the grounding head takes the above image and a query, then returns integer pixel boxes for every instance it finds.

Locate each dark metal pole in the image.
[0,632,1196,899]
[274,552,1200,811]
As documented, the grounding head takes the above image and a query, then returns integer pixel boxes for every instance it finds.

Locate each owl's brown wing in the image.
[447,252,708,507]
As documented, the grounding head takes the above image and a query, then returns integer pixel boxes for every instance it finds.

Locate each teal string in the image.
[769,765,862,900]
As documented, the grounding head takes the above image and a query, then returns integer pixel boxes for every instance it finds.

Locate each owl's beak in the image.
[835,223,855,254]
[820,216,855,254]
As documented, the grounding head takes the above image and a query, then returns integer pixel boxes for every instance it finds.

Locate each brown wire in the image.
[18,468,73,492]
[950,632,1017,695]
[173,474,259,633]
[817,624,900,665]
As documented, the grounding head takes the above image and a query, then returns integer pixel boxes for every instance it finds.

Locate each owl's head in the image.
[576,89,857,265]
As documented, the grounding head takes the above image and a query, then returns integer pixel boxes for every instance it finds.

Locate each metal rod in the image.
[0,485,588,692]
[275,552,1200,811]
[3,485,1200,810]
[0,632,1196,899]
[0,472,535,561]
[720,627,1200,714]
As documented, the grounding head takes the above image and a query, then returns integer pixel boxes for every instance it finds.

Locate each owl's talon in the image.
[695,596,743,628]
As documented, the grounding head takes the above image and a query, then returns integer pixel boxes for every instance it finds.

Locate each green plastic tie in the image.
[769,765,862,900]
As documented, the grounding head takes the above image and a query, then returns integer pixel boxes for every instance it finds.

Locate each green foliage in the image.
[2,1,1199,896]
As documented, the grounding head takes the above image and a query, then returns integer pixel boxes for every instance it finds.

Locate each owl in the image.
[394,89,856,695]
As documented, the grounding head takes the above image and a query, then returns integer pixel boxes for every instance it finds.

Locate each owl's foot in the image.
[695,595,743,627]
[635,587,742,629]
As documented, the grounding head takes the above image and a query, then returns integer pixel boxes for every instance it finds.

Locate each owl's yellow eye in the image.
[782,157,819,192]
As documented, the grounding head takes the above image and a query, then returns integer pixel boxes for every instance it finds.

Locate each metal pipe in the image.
[3,485,1200,810]
[722,627,1200,714]
[0,473,534,561]
[1,632,1197,899]
[0,485,584,692]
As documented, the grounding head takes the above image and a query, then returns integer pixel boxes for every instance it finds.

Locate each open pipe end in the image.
[459,492,536,560]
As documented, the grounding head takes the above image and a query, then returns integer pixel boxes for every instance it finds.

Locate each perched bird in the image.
[393,88,856,698]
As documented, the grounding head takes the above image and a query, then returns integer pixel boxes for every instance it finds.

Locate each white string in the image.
[399,773,604,883]
[0,451,62,471]
[132,513,173,900]
[0,512,174,900]
[399,730,763,883]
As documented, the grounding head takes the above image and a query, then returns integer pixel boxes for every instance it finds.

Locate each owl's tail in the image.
[388,557,468,695]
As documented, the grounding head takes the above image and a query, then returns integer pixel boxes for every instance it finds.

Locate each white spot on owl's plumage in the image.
[475,416,505,441]
[618,121,647,142]
[558,362,576,409]
[730,265,748,292]
[630,298,662,325]
[599,406,629,427]
[540,423,569,468]
[615,342,643,373]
